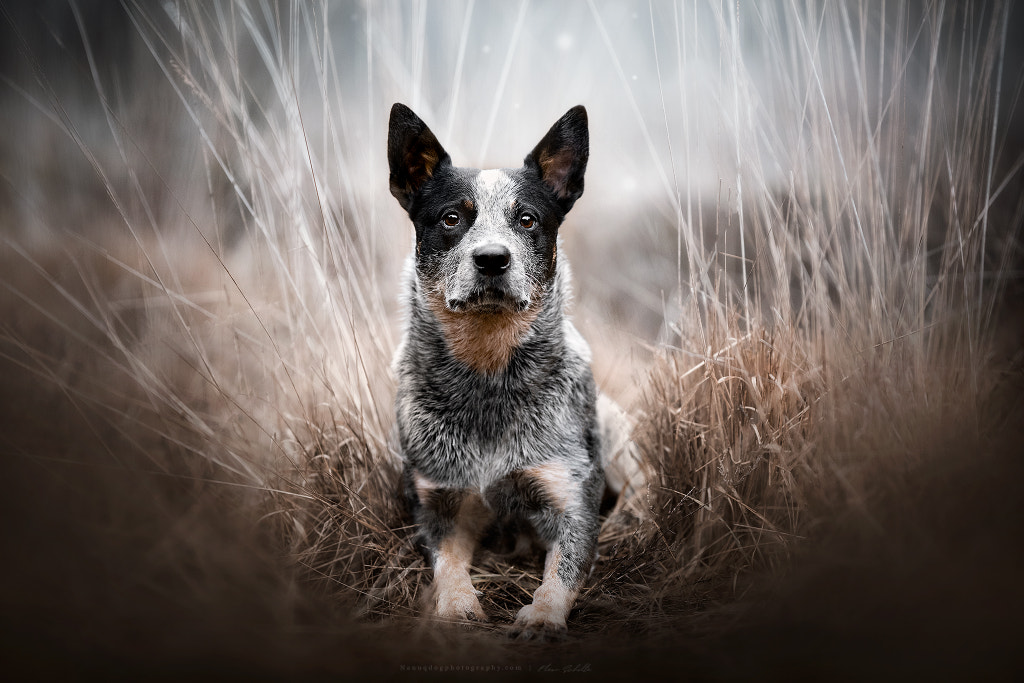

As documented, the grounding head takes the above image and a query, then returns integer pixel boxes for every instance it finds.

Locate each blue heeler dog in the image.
[388,103,626,639]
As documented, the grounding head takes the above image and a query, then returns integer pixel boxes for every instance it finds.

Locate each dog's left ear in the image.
[524,105,589,212]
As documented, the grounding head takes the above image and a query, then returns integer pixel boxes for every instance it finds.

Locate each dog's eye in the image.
[519,213,535,230]
[443,211,460,227]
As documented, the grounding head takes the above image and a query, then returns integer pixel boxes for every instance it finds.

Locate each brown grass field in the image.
[1,1,1022,678]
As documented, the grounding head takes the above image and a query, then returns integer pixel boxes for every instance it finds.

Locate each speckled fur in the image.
[388,103,602,637]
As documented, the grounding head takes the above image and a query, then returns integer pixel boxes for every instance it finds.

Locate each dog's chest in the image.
[396,360,589,489]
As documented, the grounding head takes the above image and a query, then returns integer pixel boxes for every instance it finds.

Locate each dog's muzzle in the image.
[446,289,530,313]
[443,242,531,313]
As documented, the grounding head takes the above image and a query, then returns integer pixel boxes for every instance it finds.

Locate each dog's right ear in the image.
[388,103,450,211]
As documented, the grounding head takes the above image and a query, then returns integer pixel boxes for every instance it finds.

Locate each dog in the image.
[388,102,625,639]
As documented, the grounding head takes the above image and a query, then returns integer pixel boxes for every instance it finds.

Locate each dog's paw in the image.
[434,585,488,623]
[508,603,568,641]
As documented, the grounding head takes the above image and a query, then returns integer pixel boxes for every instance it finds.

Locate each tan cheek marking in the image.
[523,461,577,513]
[425,290,542,374]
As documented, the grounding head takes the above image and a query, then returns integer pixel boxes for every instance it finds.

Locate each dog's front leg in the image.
[511,477,601,639]
[415,484,490,622]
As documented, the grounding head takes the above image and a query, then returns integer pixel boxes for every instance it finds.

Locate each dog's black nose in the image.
[473,243,511,276]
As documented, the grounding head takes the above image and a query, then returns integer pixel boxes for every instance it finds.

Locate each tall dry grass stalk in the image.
[1,0,1021,673]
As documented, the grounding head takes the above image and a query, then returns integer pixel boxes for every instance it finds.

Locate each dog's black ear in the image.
[388,103,450,211]
[524,105,589,212]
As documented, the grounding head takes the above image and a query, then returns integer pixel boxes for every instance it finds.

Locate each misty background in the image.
[2,1,1023,678]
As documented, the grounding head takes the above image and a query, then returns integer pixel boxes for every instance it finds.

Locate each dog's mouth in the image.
[446,288,530,313]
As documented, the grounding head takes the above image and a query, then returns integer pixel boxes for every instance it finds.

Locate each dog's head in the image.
[388,104,588,318]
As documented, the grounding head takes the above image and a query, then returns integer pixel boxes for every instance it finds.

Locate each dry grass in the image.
[1,0,1022,677]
